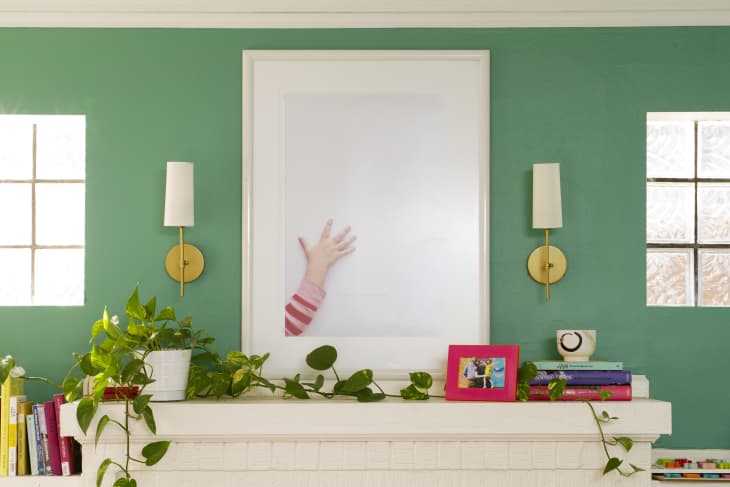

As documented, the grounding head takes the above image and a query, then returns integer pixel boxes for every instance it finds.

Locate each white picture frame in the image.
[242,50,490,379]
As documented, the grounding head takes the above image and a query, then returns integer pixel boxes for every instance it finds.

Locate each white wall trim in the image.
[2,0,730,28]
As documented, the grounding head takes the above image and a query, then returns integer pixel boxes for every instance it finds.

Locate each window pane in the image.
[699,250,730,306]
[698,121,730,178]
[36,116,85,180]
[0,183,32,245]
[698,183,730,243]
[36,183,85,245]
[0,249,31,305]
[34,249,84,305]
[647,250,694,306]
[647,182,694,243]
[0,119,33,179]
[647,121,694,178]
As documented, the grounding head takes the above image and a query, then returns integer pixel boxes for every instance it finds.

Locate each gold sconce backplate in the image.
[527,245,567,284]
[165,243,205,283]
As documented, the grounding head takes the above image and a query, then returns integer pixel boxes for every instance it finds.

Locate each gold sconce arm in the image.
[527,228,567,302]
[165,226,205,297]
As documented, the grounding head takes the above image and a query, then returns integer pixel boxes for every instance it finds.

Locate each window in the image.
[0,115,85,305]
[647,113,730,307]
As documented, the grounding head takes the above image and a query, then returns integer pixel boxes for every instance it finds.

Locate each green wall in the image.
[0,27,728,449]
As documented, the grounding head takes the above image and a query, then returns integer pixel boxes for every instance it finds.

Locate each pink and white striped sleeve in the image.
[285,277,326,336]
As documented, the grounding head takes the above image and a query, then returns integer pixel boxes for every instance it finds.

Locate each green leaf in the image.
[178,316,192,328]
[250,352,270,369]
[90,345,112,371]
[400,384,429,400]
[154,306,176,322]
[613,436,633,452]
[62,377,81,400]
[356,387,386,402]
[121,359,145,383]
[516,383,531,402]
[599,388,613,401]
[91,318,105,341]
[603,457,623,475]
[231,368,251,397]
[306,345,338,370]
[225,351,250,367]
[77,397,98,434]
[303,374,325,391]
[629,463,645,473]
[132,394,152,415]
[127,320,147,337]
[284,378,310,399]
[96,458,112,487]
[547,378,567,400]
[95,415,111,446]
[113,478,134,487]
[126,287,147,321]
[517,362,538,383]
[333,380,347,394]
[144,296,157,320]
[340,369,373,393]
[141,440,171,466]
[141,406,157,434]
[409,372,433,390]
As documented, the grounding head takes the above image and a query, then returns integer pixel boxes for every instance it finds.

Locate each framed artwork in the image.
[445,345,520,401]
[242,50,490,378]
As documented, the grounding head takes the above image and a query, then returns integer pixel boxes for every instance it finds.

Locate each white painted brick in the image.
[366,441,390,469]
[295,441,319,469]
[390,441,415,469]
[319,442,345,469]
[580,441,606,468]
[247,441,272,469]
[557,442,584,469]
[534,469,559,487]
[223,441,247,470]
[558,470,600,487]
[171,442,200,470]
[533,442,558,469]
[436,441,460,469]
[435,469,462,487]
[343,442,367,469]
[484,441,509,469]
[510,469,539,486]
[271,441,296,469]
[459,441,486,469]
[364,470,391,486]
[509,441,534,469]
[414,442,439,469]
[198,443,225,470]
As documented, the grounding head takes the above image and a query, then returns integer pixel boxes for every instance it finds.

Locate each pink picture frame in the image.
[445,344,520,401]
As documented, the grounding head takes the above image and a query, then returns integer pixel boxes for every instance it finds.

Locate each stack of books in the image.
[528,360,632,401]
[0,377,79,477]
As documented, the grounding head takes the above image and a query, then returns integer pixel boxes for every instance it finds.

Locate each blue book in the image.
[31,404,45,475]
[529,369,632,385]
[530,360,623,371]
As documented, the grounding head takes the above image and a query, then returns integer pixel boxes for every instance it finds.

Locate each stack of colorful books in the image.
[528,360,632,401]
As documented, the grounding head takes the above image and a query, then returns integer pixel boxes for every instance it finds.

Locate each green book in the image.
[531,360,623,371]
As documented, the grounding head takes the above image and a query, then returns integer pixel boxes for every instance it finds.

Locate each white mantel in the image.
[60,397,671,487]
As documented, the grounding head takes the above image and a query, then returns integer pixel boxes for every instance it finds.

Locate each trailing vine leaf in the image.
[95,415,111,446]
[356,387,386,402]
[141,440,171,466]
[96,458,112,487]
[77,397,98,434]
[409,372,433,390]
[339,369,373,393]
[400,384,429,400]
[141,406,157,434]
[603,457,623,475]
[613,436,633,452]
[303,374,325,391]
[630,464,645,473]
[599,388,613,401]
[547,378,567,400]
[284,378,310,399]
[306,345,338,370]
[231,368,252,396]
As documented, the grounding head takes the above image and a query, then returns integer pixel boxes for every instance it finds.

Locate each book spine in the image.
[16,401,32,475]
[35,404,50,475]
[529,370,632,386]
[528,385,632,401]
[0,377,24,476]
[43,402,62,476]
[531,361,623,371]
[7,394,26,476]
[25,414,39,476]
[52,394,74,476]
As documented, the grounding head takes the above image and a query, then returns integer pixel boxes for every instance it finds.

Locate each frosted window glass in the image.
[0,120,33,179]
[647,121,694,178]
[699,250,730,306]
[36,183,85,245]
[646,183,694,243]
[0,249,31,305]
[698,183,730,243]
[36,116,85,180]
[647,250,693,306]
[34,249,84,305]
[0,183,32,245]
[698,121,730,178]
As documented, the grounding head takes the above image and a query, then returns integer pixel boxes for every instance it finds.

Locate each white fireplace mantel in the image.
[60,397,671,487]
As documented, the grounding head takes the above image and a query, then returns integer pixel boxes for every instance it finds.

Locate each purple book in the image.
[529,370,632,386]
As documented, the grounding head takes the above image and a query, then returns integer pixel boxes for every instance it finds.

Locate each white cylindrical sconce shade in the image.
[164,162,195,227]
[532,162,563,229]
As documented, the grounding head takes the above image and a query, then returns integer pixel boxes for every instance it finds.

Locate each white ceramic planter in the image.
[143,349,192,401]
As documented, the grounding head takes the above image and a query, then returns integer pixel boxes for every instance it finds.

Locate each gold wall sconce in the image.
[527,162,567,301]
[164,161,204,296]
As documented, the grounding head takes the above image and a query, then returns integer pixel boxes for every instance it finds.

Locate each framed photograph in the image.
[242,50,490,378]
[445,345,520,401]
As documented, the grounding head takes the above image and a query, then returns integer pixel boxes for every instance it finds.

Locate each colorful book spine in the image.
[8,394,26,476]
[34,403,49,475]
[25,413,39,476]
[529,370,632,386]
[530,360,624,371]
[43,402,62,476]
[16,400,33,475]
[52,394,75,476]
[0,377,24,476]
[529,384,632,401]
